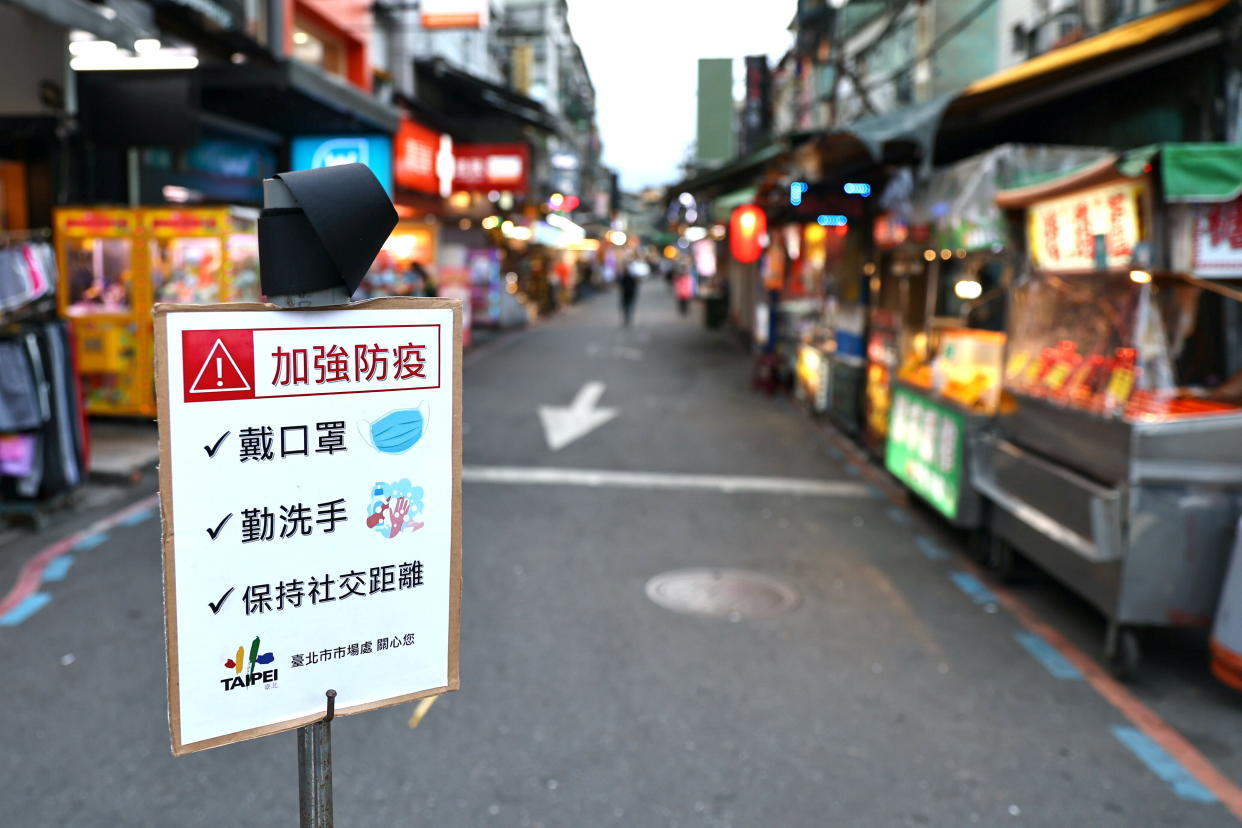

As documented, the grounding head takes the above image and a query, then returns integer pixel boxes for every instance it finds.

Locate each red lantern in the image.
[729,204,767,264]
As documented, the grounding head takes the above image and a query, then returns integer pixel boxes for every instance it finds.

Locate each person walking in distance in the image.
[674,266,693,316]
[619,256,646,326]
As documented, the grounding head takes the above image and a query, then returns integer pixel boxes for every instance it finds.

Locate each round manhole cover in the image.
[645,568,799,619]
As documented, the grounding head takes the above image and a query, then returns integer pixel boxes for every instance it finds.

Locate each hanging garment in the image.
[0,433,36,477]
[21,243,48,298]
[0,247,29,310]
[0,241,55,310]
[0,243,82,503]
[0,338,42,431]
[35,321,84,494]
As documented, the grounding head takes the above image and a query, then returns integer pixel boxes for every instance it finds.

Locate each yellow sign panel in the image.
[144,208,228,237]
[56,208,136,238]
[1028,182,1144,271]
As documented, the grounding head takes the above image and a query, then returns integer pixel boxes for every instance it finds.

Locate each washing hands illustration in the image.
[366,480,426,539]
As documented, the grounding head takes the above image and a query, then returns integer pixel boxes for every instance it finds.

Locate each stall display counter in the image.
[863,311,899,454]
[795,340,833,414]
[886,327,1004,527]
[825,303,866,435]
[973,262,1242,675]
[56,206,259,417]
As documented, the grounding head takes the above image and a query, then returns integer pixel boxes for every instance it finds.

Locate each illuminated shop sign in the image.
[1027,182,1143,271]
[291,135,393,195]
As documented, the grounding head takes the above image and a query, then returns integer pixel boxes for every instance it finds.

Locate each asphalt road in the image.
[3,283,1242,827]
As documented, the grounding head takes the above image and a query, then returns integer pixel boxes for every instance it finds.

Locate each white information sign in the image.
[155,298,462,755]
[1192,198,1242,277]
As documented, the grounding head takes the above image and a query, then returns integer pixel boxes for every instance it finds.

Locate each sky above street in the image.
[567,0,797,192]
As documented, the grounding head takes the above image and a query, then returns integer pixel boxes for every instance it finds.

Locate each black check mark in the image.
[206,512,232,540]
[208,587,234,615]
[203,431,230,458]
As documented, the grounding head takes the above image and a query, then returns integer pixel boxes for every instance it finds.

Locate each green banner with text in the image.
[885,386,964,520]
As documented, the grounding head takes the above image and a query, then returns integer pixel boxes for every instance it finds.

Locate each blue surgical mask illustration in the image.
[360,401,429,454]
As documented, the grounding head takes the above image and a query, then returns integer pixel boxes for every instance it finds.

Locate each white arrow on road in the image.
[538,381,618,451]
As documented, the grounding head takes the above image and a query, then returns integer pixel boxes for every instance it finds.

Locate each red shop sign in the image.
[395,117,443,195]
[452,143,528,195]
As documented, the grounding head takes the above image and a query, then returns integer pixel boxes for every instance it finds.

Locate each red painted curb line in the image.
[0,493,160,618]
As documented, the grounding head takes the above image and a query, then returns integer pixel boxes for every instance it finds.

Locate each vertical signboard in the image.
[155,298,462,754]
[1192,197,1242,277]
[395,118,445,196]
[696,58,735,166]
[885,386,964,520]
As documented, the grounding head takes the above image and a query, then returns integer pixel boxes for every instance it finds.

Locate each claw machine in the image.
[56,206,260,417]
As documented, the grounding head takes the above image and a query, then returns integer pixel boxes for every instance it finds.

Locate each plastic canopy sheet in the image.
[841,91,960,172]
[914,145,1111,251]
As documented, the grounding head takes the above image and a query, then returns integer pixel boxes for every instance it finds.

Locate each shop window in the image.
[245,0,269,46]
[65,237,132,314]
[151,237,224,305]
[935,257,1006,332]
[292,19,346,78]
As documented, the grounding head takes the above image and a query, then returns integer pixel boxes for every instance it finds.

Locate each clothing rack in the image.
[0,227,52,244]
[0,230,86,519]
[0,295,56,328]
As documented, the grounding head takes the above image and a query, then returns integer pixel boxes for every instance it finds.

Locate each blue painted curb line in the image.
[1014,631,1083,680]
[915,536,948,561]
[0,593,52,626]
[948,571,998,606]
[41,555,75,583]
[1111,725,1217,804]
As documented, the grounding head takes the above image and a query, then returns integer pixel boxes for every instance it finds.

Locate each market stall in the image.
[792,222,833,411]
[796,221,867,434]
[864,235,928,455]
[56,206,259,417]
[356,219,437,299]
[883,145,1106,526]
[972,145,1242,674]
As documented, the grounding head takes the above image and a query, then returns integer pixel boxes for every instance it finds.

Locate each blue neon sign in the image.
[790,181,808,206]
[291,134,393,195]
[843,182,871,197]
[817,214,848,227]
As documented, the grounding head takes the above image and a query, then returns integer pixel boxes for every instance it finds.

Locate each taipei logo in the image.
[221,635,279,691]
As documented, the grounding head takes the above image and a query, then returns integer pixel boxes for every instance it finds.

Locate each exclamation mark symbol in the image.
[216,357,223,387]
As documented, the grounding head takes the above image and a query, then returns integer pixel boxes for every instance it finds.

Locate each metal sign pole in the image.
[262,175,350,828]
[298,690,337,827]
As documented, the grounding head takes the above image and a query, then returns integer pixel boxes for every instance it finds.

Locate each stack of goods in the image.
[1007,341,1137,416]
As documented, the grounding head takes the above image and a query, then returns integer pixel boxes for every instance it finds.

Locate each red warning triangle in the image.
[188,339,252,394]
